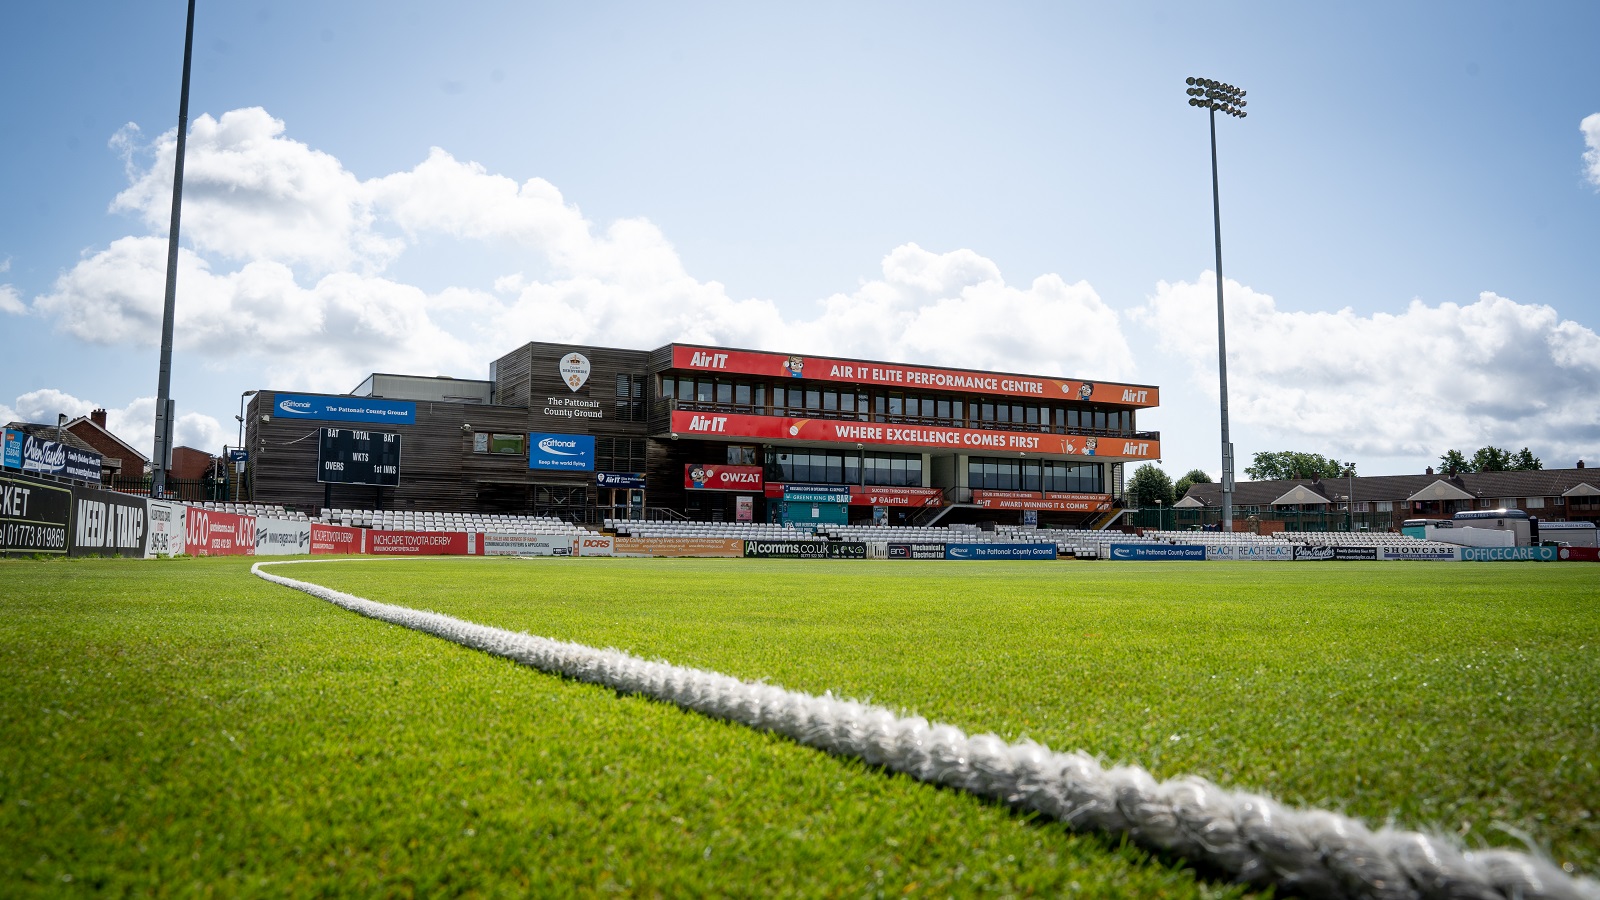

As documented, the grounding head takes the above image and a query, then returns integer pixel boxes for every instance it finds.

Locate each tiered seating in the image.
[193,502,308,520]
[319,508,593,535]
[609,521,812,539]
[1271,531,1460,551]
[1143,530,1296,549]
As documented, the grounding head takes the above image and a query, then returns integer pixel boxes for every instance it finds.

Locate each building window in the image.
[616,374,645,421]
[1525,496,1545,509]
[597,437,645,472]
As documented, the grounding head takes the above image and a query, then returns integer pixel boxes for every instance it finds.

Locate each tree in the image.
[1244,451,1350,481]
[1472,446,1513,473]
[1127,463,1175,508]
[1511,447,1542,471]
[1438,449,1472,474]
[1174,468,1212,498]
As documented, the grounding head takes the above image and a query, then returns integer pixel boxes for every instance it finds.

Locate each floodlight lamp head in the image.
[1186,76,1197,85]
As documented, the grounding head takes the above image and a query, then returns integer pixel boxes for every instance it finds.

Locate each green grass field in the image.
[2,556,1595,896]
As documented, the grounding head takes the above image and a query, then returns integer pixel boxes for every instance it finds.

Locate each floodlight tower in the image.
[1184,76,1247,532]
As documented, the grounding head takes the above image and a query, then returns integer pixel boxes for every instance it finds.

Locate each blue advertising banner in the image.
[944,542,1057,560]
[273,393,416,425]
[597,472,646,489]
[529,433,595,471]
[1460,546,1558,562]
[1109,544,1207,561]
[1,428,102,483]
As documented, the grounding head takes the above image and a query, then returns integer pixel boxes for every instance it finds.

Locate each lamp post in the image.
[1344,464,1356,532]
[1184,76,1247,533]
[235,390,257,501]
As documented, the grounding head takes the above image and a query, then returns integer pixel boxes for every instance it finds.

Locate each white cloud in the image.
[1,389,225,455]
[1584,113,1600,188]
[0,284,23,316]
[29,107,1139,396]
[1133,274,1600,462]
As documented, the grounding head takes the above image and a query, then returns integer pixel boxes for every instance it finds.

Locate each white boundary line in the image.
[252,558,1596,900]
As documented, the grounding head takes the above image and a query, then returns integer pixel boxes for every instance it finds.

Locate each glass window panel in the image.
[937,399,951,420]
[735,383,751,405]
[840,393,855,412]
[755,384,766,409]
[823,391,838,411]
[661,377,675,399]
[889,395,903,416]
[981,402,994,421]
[1094,410,1107,430]
[716,382,733,404]
[805,389,821,410]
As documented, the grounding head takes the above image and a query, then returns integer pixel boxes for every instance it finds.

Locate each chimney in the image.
[1425,465,1434,476]
[1579,459,1586,469]
[91,408,107,428]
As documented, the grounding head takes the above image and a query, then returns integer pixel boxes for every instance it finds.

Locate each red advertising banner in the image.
[184,507,256,556]
[310,523,365,555]
[684,464,765,491]
[972,490,1113,512]
[367,530,472,555]
[671,344,1158,407]
[1556,546,1600,562]
[671,410,1159,459]
[762,483,944,507]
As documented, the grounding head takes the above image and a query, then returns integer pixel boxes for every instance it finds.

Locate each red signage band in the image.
[670,410,1159,459]
[971,489,1113,512]
[761,483,944,507]
[671,345,1158,408]
[684,464,765,491]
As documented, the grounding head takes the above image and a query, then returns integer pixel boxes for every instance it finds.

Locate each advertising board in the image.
[612,537,745,558]
[1109,544,1206,561]
[480,534,573,556]
[367,530,472,556]
[971,490,1113,512]
[1556,546,1600,562]
[1459,546,1558,562]
[762,484,943,507]
[528,433,595,471]
[783,484,853,504]
[828,542,868,559]
[575,535,614,557]
[310,523,364,555]
[69,485,147,557]
[1206,544,1296,561]
[318,428,402,486]
[1,472,71,557]
[1333,546,1378,560]
[145,499,187,557]
[597,472,646,489]
[254,517,312,555]
[1293,545,1334,561]
[1379,545,1460,561]
[742,540,831,559]
[273,393,416,425]
[670,344,1159,407]
[2,428,102,483]
[684,464,764,491]
[671,410,1159,459]
[887,542,946,560]
[186,508,256,557]
[944,543,1057,560]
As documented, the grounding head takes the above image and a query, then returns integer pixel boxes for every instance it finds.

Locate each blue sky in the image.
[2,1,1597,478]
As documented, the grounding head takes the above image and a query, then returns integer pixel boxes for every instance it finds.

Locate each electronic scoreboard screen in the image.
[317,427,401,486]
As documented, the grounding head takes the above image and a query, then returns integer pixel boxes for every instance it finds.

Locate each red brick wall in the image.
[66,423,140,476]
[171,446,219,480]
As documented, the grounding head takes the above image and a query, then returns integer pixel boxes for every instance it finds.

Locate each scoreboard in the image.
[317,427,402,486]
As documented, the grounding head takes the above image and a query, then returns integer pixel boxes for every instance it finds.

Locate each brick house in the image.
[64,409,147,483]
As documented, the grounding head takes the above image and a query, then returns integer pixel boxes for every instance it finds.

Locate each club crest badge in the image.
[559,352,591,392]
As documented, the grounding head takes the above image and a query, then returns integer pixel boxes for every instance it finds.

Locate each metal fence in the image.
[1129,506,1403,533]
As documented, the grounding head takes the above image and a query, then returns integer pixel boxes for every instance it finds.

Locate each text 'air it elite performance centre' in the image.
[243,341,1161,528]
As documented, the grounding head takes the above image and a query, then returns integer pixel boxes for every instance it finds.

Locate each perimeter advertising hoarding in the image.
[310,523,364,554]
[186,508,256,557]
[1205,544,1296,561]
[742,539,831,559]
[670,345,1159,408]
[145,500,187,557]
[612,537,745,558]
[684,464,764,491]
[1110,544,1206,561]
[783,484,852,504]
[1293,545,1334,561]
[368,530,474,555]
[575,535,614,557]
[529,433,595,471]
[1334,546,1378,560]
[317,428,402,486]
[273,393,416,425]
[1460,546,1558,562]
[670,410,1158,459]
[480,534,573,557]
[1557,547,1600,562]
[1,472,71,556]
[70,485,147,557]
[970,490,1113,512]
[254,518,312,555]
[1379,545,1460,561]
[887,543,946,560]
[2,428,103,484]
[761,484,943,507]
[597,472,646,489]
[944,543,1057,560]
